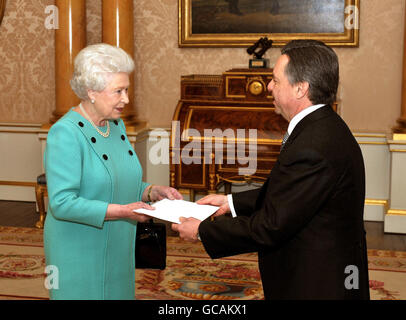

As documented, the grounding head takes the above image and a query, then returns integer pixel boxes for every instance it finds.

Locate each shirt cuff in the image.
[227,194,237,218]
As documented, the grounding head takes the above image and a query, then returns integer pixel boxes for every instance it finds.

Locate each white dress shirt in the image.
[227,104,326,217]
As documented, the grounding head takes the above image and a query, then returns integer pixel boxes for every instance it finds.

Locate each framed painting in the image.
[0,0,6,26]
[179,0,359,47]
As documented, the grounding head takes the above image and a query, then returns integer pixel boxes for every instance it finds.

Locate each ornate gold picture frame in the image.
[0,0,6,27]
[179,0,359,47]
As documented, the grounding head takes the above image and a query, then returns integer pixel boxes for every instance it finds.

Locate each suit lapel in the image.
[254,105,335,209]
[282,105,334,151]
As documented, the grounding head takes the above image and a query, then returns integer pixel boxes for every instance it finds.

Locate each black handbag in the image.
[135,219,166,269]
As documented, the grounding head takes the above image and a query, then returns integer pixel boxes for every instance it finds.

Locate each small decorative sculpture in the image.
[247,37,273,68]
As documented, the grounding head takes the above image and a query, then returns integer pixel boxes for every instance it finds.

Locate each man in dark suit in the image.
[172,40,370,300]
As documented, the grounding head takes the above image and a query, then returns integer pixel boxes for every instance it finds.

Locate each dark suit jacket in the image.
[199,106,370,300]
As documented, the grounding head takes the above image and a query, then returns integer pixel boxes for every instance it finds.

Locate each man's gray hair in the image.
[281,40,339,106]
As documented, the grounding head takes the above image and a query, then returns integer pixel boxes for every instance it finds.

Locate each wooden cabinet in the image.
[170,68,288,200]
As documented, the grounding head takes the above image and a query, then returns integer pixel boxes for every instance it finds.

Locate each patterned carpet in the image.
[0,226,405,300]
[136,237,262,300]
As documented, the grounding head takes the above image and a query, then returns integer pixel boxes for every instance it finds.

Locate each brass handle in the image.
[246,77,266,96]
[217,174,266,185]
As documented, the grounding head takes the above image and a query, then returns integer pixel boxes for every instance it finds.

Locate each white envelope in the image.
[133,199,219,224]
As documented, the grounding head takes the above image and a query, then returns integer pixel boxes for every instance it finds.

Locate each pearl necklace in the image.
[79,103,110,138]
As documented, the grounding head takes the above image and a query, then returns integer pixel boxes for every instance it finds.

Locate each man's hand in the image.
[172,217,201,242]
[196,194,230,217]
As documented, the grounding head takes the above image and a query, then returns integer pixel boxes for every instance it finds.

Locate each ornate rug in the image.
[135,237,262,300]
[0,226,405,300]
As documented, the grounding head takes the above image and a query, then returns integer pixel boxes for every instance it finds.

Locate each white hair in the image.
[70,43,135,100]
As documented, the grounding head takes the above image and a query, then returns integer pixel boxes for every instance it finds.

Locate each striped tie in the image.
[280,132,289,151]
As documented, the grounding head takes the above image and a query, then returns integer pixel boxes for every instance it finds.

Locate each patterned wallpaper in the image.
[0,0,101,124]
[0,0,405,133]
[0,0,54,124]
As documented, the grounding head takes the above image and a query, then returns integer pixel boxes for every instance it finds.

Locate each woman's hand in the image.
[106,202,155,222]
[144,185,183,202]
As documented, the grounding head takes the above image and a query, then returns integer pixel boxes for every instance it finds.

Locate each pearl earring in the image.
[91,99,95,104]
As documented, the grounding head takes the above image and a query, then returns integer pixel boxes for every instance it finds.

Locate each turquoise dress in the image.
[43,109,149,300]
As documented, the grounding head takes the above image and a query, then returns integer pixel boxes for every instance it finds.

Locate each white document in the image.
[133,199,219,224]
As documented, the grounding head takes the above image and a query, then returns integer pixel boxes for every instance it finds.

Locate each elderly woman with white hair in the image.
[44,43,182,300]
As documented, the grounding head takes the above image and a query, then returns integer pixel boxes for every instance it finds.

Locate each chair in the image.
[35,173,47,229]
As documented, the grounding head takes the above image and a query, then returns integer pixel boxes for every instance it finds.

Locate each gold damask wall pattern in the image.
[0,0,100,124]
[0,0,54,123]
[0,0,404,133]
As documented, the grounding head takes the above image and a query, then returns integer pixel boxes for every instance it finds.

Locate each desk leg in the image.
[189,189,195,202]
[35,185,46,229]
